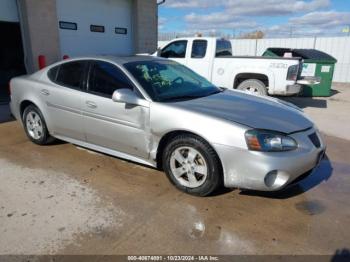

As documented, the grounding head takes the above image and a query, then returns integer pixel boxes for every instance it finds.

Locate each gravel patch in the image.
[0,158,125,254]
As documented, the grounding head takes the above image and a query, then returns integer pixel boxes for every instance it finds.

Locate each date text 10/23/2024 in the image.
[128,256,219,261]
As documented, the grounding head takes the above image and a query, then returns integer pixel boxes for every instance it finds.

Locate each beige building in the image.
[0,0,158,88]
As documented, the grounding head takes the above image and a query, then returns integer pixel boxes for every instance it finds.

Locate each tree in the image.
[239,30,265,39]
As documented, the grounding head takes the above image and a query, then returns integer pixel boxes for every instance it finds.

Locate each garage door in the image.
[0,0,19,22]
[56,0,133,57]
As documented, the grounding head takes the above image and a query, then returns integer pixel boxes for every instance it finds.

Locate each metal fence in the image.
[158,32,232,41]
[158,37,350,83]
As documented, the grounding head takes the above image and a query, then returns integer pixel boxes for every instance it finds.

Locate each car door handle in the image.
[40,89,50,96]
[86,101,97,109]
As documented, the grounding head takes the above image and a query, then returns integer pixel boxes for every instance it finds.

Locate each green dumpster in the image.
[263,48,337,97]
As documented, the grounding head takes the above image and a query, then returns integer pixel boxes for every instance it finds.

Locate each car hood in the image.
[171,90,313,134]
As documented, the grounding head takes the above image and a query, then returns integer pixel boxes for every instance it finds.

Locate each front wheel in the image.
[163,135,222,197]
[237,79,268,96]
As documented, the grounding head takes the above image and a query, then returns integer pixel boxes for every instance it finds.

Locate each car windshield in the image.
[124,60,222,102]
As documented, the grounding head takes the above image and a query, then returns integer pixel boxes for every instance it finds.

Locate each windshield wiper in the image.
[208,89,224,95]
[162,95,205,102]
[162,89,224,102]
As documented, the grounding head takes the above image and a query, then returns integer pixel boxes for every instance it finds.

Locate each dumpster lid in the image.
[265,48,337,62]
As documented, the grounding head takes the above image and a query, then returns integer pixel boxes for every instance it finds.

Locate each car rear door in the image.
[82,60,150,159]
[44,61,87,141]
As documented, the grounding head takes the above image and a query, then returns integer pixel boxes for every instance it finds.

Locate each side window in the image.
[56,61,86,89]
[191,40,207,58]
[216,40,233,57]
[48,66,59,82]
[160,40,187,58]
[88,61,134,98]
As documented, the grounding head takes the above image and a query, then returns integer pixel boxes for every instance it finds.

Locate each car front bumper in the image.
[214,127,326,191]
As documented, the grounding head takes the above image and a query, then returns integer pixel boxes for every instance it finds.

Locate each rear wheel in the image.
[163,134,222,196]
[237,79,267,96]
[23,105,55,145]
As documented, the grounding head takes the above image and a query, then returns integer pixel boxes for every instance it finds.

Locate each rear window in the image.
[55,61,86,89]
[216,40,232,57]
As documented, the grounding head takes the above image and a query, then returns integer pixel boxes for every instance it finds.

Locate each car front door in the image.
[44,61,87,141]
[82,60,150,159]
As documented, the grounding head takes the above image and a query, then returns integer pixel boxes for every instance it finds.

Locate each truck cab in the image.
[157,37,313,96]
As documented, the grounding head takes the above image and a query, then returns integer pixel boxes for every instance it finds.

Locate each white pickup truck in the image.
[156,37,316,96]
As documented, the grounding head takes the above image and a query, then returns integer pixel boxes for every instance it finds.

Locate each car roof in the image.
[33,55,169,83]
[57,55,166,66]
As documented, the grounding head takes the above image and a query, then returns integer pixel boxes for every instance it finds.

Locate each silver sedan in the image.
[9,56,326,196]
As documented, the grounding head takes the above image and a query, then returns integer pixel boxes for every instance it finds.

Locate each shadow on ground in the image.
[280,89,342,109]
[332,248,350,262]
[0,87,10,103]
[0,103,14,124]
[0,86,13,123]
[281,96,328,109]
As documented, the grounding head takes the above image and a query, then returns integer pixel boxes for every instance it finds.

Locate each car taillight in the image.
[287,64,299,81]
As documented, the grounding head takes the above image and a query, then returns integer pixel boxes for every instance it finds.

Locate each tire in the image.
[22,105,55,145]
[237,79,268,96]
[163,134,222,197]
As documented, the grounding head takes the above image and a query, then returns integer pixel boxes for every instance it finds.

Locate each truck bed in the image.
[218,55,302,61]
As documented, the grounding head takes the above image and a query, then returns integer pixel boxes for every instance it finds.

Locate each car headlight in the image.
[245,129,298,152]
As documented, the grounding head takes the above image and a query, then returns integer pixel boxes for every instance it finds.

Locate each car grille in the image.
[308,132,321,148]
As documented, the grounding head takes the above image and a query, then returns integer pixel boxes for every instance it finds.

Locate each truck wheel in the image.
[237,79,267,96]
[162,134,222,197]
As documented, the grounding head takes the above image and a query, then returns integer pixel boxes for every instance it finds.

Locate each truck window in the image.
[160,40,187,58]
[216,40,232,57]
[191,40,208,58]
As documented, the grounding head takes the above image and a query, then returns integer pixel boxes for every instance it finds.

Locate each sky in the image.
[158,0,350,38]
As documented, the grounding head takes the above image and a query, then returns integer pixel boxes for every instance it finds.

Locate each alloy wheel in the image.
[26,111,44,140]
[170,146,208,188]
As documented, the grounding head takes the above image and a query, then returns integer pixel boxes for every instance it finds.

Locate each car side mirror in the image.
[112,89,139,105]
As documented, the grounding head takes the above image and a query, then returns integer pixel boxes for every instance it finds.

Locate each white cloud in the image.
[158,16,167,30]
[289,11,350,28]
[163,0,216,9]
[265,11,350,37]
[184,12,258,30]
[225,0,330,16]
[160,0,349,37]
[164,0,330,16]
[164,0,331,33]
